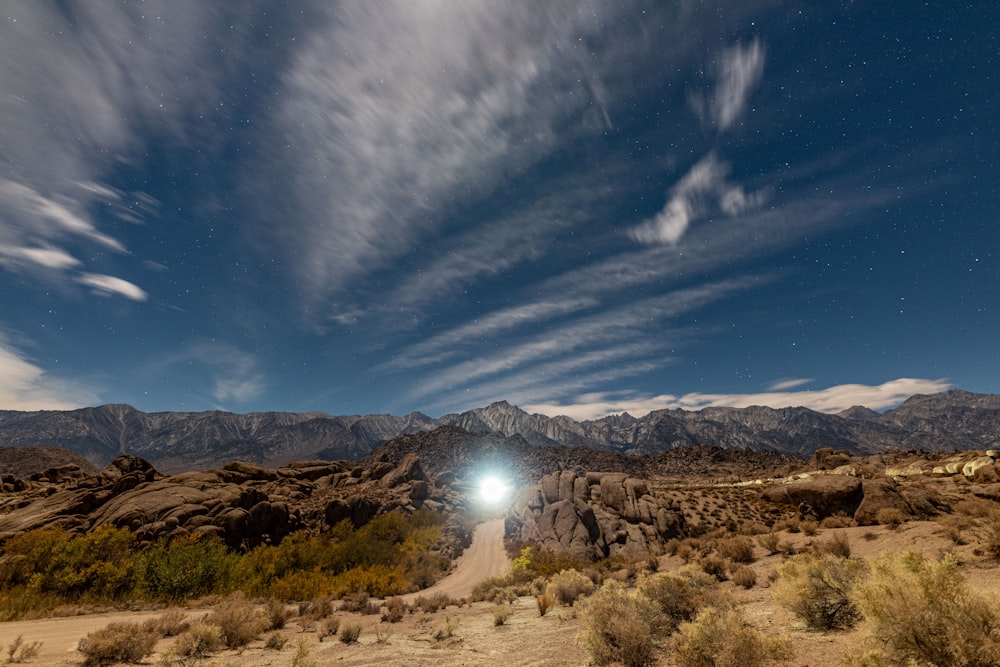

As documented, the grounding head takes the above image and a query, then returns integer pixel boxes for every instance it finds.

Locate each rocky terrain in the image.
[1,390,999,472]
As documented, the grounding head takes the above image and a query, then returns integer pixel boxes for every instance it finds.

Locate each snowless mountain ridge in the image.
[0,390,998,473]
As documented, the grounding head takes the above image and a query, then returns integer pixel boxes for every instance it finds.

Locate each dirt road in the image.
[0,519,510,664]
[402,518,510,601]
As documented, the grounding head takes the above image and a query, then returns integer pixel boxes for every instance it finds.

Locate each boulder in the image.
[762,475,864,518]
[854,480,911,526]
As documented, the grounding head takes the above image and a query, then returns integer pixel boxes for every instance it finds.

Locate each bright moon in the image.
[478,475,509,504]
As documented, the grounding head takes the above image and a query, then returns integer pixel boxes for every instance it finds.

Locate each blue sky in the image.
[0,1,996,419]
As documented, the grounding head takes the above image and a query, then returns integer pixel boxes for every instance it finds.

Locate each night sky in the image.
[1,2,997,420]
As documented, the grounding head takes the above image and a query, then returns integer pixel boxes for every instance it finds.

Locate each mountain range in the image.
[0,390,998,473]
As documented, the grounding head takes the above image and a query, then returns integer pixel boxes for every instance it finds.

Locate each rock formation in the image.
[506,470,686,560]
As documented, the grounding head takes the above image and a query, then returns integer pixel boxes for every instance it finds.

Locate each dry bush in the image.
[716,536,757,564]
[265,632,288,650]
[876,507,905,529]
[935,515,971,545]
[699,555,728,581]
[173,621,223,660]
[382,596,407,623]
[756,532,781,555]
[317,616,340,641]
[638,569,721,633]
[302,595,335,620]
[433,615,460,640]
[577,580,662,667]
[536,592,553,616]
[815,531,852,559]
[800,520,820,536]
[338,622,361,644]
[820,514,856,529]
[266,598,293,630]
[546,569,596,606]
[673,606,792,667]
[205,594,268,649]
[731,565,757,589]
[772,553,865,630]
[953,498,997,518]
[338,591,379,614]
[142,610,190,638]
[493,603,513,626]
[77,621,158,667]
[853,551,1000,667]
[374,622,393,644]
[5,635,42,664]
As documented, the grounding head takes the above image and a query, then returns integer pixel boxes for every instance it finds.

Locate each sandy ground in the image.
[2,520,999,666]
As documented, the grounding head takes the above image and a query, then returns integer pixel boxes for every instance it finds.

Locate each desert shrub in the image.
[338,591,379,614]
[953,498,997,518]
[577,580,662,667]
[546,568,596,606]
[756,532,781,555]
[205,593,267,649]
[140,532,236,602]
[673,606,792,667]
[339,621,362,644]
[77,621,158,666]
[716,536,757,564]
[301,595,335,620]
[382,596,407,622]
[699,556,728,581]
[414,592,454,612]
[820,513,855,529]
[374,622,393,644]
[493,603,513,626]
[5,635,42,663]
[510,545,585,580]
[173,621,223,660]
[853,551,1000,667]
[536,592,553,616]
[815,531,852,559]
[433,615,460,640]
[985,518,1000,560]
[142,610,190,637]
[266,598,293,630]
[772,553,865,630]
[731,565,758,589]
[638,569,721,633]
[876,507,905,529]
[935,515,971,545]
[800,520,820,536]
[317,616,340,641]
[265,632,288,650]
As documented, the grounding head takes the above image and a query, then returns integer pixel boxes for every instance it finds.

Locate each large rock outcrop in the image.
[506,470,685,560]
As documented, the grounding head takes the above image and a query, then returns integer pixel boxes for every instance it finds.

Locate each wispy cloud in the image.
[403,275,762,407]
[630,153,768,245]
[0,333,100,410]
[524,378,953,421]
[689,39,766,131]
[78,274,148,302]
[0,3,245,299]
[153,341,266,408]
[768,378,814,391]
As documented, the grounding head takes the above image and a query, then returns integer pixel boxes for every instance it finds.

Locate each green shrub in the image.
[772,553,865,630]
[673,606,792,667]
[853,551,1000,666]
[139,532,236,601]
[77,621,158,666]
[546,568,596,606]
[577,580,662,667]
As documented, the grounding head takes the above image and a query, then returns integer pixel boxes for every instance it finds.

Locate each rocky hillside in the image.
[1,390,998,471]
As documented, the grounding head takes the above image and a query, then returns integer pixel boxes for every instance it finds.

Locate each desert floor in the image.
[2,519,998,666]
